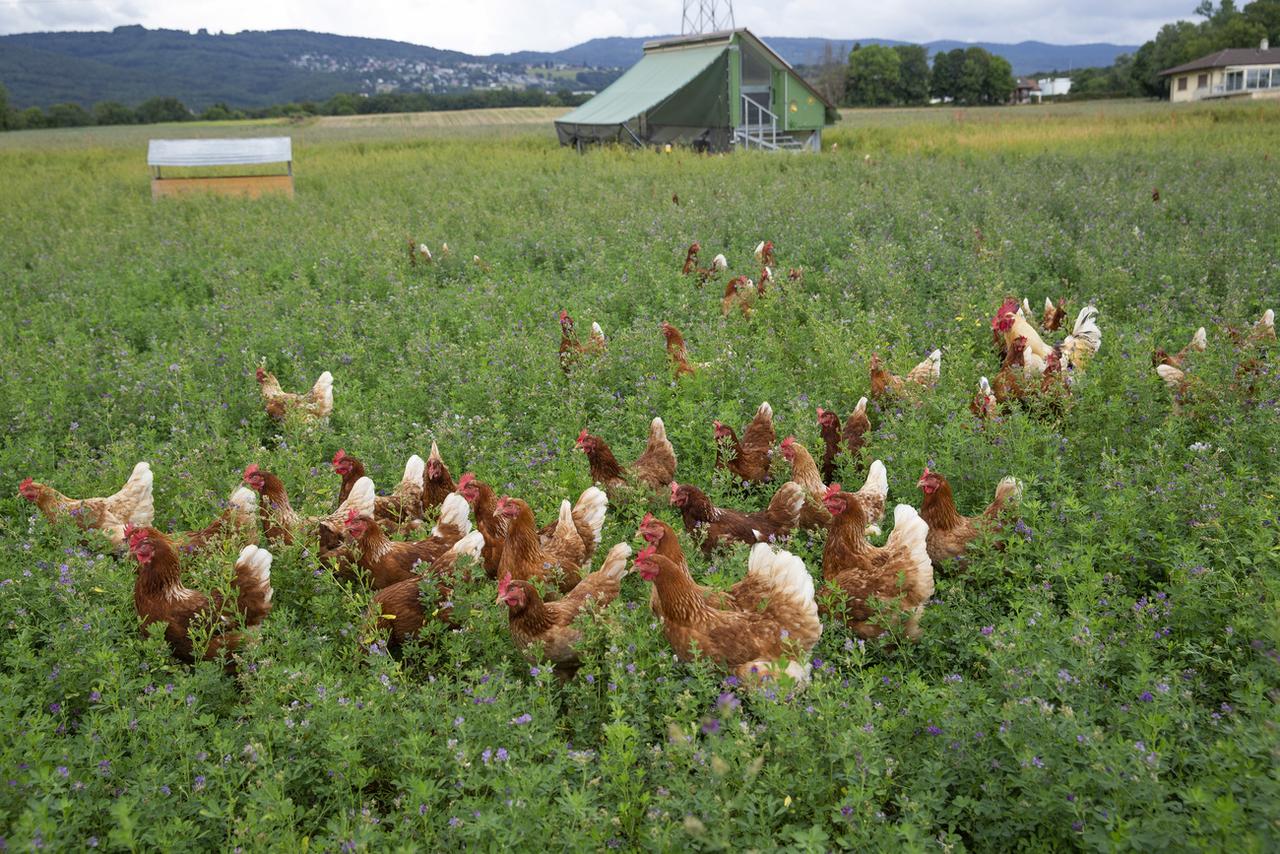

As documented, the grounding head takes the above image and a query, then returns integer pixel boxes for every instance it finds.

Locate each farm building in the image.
[1160,39,1280,102]
[555,28,837,153]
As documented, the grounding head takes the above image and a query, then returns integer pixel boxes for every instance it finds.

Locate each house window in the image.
[1177,76,1188,91]
[1197,73,1208,88]
[1226,70,1243,90]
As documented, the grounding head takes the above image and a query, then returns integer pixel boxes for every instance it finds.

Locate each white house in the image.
[1036,77,1072,97]
[1159,39,1280,103]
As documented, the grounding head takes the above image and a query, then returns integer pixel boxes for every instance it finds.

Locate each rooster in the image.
[869,351,941,400]
[714,401,775,484]
[993,299,1101,372]
[669,480,804,557]
[780,437,888,534]
[494,496,592,594]
[753,241,776,267]
[125,525,273,664]
[819,486,933,640]
[787,267,804,284]
[635,539,820,686]
[19,461,154,548]
[721,275,757,318]
[172,485,260,555]
[575,417,677,500]
[1152,327,1207,370]
[369,531,485,646]
[332,450,425,532]
[971,377,997,421]
[681,242,700,275]
[256,365,333,421]
[423,441,456,510]
[242,464,373,549]
[558,311,606,372]
[917,468,1022,566]
[497,542,632,678]
[816,399,870,483]
[1042,298,1068,332]
[661,322,700,377]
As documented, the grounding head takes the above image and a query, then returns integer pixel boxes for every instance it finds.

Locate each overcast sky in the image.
[0,0,1196,54]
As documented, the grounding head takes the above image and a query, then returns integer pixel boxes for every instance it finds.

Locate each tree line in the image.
[0,85,590,132]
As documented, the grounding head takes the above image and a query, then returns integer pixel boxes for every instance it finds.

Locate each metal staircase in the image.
[732,95,808,152]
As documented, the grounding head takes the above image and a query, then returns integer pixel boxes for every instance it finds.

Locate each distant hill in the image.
[502,35,1139,74]
[0,25,1140,110]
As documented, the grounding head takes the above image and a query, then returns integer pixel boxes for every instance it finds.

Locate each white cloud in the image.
[0,0,1194,52]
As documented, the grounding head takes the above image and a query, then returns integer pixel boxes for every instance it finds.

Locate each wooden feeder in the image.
[148,137,294,199]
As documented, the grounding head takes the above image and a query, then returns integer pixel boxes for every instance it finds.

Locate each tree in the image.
[1245,0,1280,40]
[892,45,931,104]
[0,82,9,131]
[931,49,964,101]
[46,102,93,127]
[15,106,45,130]
[135,97,190,124]
[984,54,1016,103]
[813,42,848,107]
[845,44,901,106]
[93,101,135,125]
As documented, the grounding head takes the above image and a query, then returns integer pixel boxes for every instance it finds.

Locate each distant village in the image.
[289,53,604,95]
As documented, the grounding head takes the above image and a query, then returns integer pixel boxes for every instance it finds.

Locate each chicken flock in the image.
[17,240,1275,691]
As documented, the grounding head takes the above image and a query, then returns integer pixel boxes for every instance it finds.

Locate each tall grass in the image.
[0,100,1277,850]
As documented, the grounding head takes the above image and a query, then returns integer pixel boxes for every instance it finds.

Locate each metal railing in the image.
[737,95,778,150]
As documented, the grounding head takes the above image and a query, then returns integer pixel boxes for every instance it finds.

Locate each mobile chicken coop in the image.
[556,28,836,153]
[147,137,294,199]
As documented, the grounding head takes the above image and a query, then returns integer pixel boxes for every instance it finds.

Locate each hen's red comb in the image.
[497,572,512,597]
[332,449,347,466]
[824,483,842,498]
[458,472,475,488]
[243,464,260,479]
[636,545,657,563]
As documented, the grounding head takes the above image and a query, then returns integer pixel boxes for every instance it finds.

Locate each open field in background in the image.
[0,100,1278,849]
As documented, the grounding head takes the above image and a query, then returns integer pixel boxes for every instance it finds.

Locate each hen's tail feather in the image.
[232,544,274,626]
[853,396,867,417]
[427,441,443,465]
[337,477,375,520]
[883,504,933,603]
[1257,309,1275,339]
[1156,364,1185,390]
[446,530,484,560]
[228,486,258,514]
[860,460,888,503]
[598,542,633,580]
[400,454,426,489]
[747,543,816,610]
[572,486,608,548]
[432,492,472,538]
[766,482,805,527]
[1189,327,1207,353]
[995,476,1023,505]
[311,371,334,413]
[113,461,155,527]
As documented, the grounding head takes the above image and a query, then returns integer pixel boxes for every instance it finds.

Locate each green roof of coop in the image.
[556,43,727,126]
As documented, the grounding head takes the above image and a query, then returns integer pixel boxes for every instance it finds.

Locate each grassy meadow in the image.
[1,99,1278,850]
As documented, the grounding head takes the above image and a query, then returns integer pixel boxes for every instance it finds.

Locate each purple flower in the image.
[841,805,854,817]
[1138,691,1154,702]
[97,760,110,775]
[482,748,493,765]
[717,692,741,713]
[56,766,68,778]
[510,714,532,725]
[701,718,720,735]
[193,775,206,791]
[419,804,428,816]
[48,702,61,714]
[496,748,509,762]
[980,626,994,636]
[449,817,462,828]
[926,725,943,736]
[529,666,540,677]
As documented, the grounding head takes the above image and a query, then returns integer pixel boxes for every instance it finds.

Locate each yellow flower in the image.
[784,795,792,808]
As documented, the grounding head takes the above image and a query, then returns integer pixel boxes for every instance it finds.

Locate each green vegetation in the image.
[0,100,1278,850]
